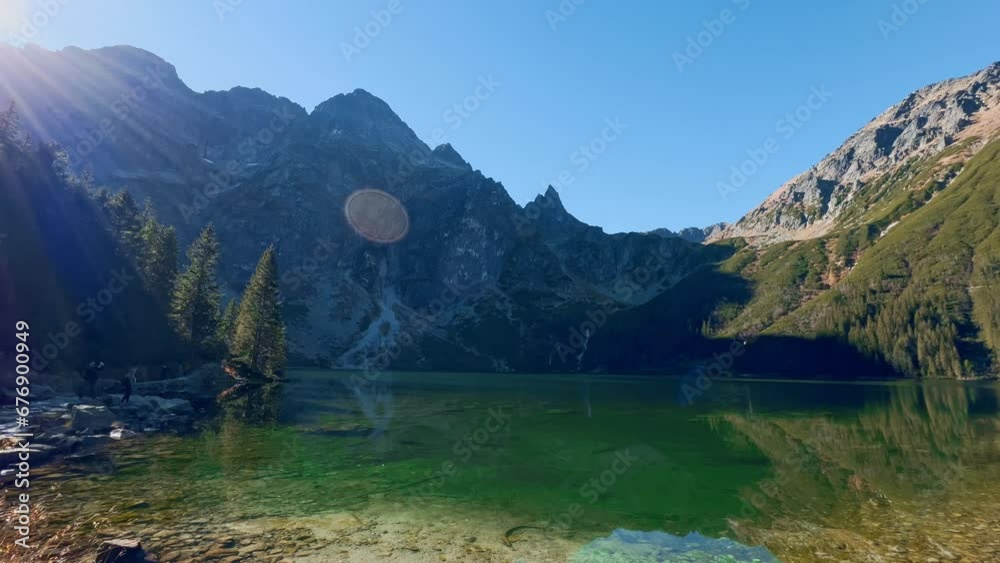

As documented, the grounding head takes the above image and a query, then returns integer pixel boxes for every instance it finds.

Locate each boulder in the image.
[95,538,146,563]
[68,405,117,432]
[148,397,194,416]
[110,428,137,440]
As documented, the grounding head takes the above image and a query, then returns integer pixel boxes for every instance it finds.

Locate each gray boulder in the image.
[110,428,137,440]
[69,405,117,432]
[95,538,146,563]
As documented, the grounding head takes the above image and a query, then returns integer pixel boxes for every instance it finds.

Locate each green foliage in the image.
[716,239,831,336]
[0,102,29,153]
[813,286,964,377]
[677,140,1000,378]
[231,246,286,377]
[170,224,223,357]
[217,297,240,354]
[971,222,1000,368]
[771,139,1000,377]
[103,189,143,252]
[137,211,179,305]
[0,104,178,368]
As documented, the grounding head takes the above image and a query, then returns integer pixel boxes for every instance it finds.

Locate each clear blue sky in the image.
[6,0,1000,233]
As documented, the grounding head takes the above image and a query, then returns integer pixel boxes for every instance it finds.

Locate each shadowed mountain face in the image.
[2,45,998,378]
[0,45,724,373]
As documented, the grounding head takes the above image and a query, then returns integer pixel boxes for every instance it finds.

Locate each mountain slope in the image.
[0,44,724,372]
[2,45,997,378]
[716,62,1000,244]
[596,136,1000,378]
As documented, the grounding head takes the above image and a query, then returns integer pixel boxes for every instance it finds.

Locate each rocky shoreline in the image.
[0,364,233,562]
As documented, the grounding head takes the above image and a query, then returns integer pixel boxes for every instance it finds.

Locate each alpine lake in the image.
[8,370,1000,562]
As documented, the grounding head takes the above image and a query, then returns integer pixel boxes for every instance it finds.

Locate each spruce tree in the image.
[0,102,29,152]
[217,297,240,354]
[105,189,143,251]
[232,245,286,377]
[0,102,18,140]
[138,215,179,305]
[170,225,222,356]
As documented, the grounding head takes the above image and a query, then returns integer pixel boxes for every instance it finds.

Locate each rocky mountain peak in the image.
[715,60,1000,244]
[432,143,472,169]
[539,185,565,207]
[520,186,589,240]
[310,89,425,154]
[649,222,729,244]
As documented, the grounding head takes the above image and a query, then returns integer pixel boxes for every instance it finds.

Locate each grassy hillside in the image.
[584,138,1000,378]
[733,139,1000,377]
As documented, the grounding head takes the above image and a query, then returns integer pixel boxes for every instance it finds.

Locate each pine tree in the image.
[79,167,96,191]
[170,225,222,356]
[0,102,17,139]
[232,245,286,377]
[104,189,143,251]
[0,102,29,152]
[217,297,240,354]
[138,215,178,305]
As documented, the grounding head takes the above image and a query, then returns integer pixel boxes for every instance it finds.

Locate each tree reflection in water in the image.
[217,382,283,425]
[717,382,1000,559]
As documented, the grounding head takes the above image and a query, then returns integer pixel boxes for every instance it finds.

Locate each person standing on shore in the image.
[121,367,137,404]
[83,361,104,398]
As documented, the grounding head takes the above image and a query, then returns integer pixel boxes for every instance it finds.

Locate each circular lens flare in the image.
[344,189,410,243]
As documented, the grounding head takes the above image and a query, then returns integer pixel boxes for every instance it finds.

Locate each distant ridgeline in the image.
[1,44,999,378]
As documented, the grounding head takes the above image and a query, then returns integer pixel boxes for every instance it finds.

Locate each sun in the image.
[0,1,27,38]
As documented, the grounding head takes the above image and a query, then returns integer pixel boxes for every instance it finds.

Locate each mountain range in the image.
[1,44,998,378]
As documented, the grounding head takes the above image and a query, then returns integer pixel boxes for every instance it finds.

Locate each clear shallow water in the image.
[12,371,1000,562]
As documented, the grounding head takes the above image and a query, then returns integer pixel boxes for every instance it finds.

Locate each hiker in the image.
[121,367,137,404]
[83,361,104,398]
[159,364,170,379]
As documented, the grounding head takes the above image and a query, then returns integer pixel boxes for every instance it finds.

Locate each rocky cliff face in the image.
[650,223,729,244]
[715,62,1000,244]
[0,45,718,371]
[6,45,997,377]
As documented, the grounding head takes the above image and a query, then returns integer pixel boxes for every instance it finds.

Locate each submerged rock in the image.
[95,538,146,563]
[571,529,779,563]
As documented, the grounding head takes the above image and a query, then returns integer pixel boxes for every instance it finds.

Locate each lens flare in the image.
[344,188,410,243]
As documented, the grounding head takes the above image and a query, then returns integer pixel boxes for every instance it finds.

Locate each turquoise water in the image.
[14,371,1000,562]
